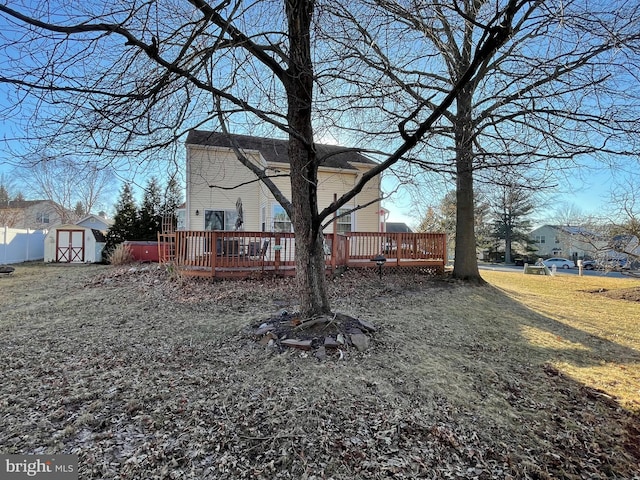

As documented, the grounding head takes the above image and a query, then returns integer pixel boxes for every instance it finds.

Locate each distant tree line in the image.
[417,182,640,265]
[105,177,182,256]
[416,182,536,263]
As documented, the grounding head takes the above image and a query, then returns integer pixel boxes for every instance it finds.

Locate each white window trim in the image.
[272,204,292,232]
[204,209,238,231]
[36,211,50,224]
[336,207,354,233]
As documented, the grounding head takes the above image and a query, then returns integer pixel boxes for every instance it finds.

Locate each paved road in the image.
[477,263,638,280]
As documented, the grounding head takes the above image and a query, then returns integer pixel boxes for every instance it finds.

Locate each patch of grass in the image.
[482,270,640,412]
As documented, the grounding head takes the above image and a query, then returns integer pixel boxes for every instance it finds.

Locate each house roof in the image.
[530,224,601,238]
[386,222,413,233]
[186,130,377,171]
[2,199,51,209]
[559,225,597,236]
[92,229,107,243]
[76,214,113,227]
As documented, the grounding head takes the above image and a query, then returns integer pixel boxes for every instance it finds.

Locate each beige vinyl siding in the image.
[187,145,382,233]
[264,164,381,233]
[187,146,266,231]
[352,164,381,233]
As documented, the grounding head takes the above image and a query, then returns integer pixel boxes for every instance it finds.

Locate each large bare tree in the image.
[18,156,115,223]
[322,0,640,282]
[1,0,524,315]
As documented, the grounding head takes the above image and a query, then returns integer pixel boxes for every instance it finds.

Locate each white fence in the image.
[1,226,47,264]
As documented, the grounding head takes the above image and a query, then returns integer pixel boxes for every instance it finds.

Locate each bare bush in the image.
[107,243,134,266]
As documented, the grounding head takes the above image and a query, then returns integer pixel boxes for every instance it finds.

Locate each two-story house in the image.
[529,225,606,260]
[0,200,68,229]
[184,130,383,234]
[158,130,447,277]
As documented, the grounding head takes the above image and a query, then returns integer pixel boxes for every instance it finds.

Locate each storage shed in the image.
[44,225,106,263]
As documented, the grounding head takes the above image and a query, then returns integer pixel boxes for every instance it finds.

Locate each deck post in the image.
[442,234,447,269]
[210,231,216,277]
[345,235,351,267]
[176,232,183,266]
[274,234,281,272]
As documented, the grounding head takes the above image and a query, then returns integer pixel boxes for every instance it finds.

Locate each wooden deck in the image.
[158,231,446,279]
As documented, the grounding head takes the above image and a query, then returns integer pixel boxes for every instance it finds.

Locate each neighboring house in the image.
[76,213,113,232]
[0,200,69,229]
[611,234,640,263]
[529,225,607,260]
[185,130,383,233]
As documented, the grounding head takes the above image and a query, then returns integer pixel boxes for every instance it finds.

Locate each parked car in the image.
[542,257,575,269]
[514,256,536,266]
[597,258,631,271]
[581,260,596,270]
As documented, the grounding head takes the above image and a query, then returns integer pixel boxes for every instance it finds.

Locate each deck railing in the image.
[158,230,446,278]
[343,232,447,266]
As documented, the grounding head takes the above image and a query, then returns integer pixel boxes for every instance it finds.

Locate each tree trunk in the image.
[285,0,332,317]
[294,226,332,316]
[288,135,331,317]
[452,88,483,283]
[504,215,513,263]
[453,156,482,281]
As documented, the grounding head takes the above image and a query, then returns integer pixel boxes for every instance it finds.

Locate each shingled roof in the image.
[186,130,376,171]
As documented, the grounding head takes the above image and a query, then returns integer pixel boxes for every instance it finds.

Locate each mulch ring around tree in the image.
[246,310,377,360]
[585,286,640,302]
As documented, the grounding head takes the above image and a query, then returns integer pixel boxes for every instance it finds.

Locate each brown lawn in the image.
[0,262,639,479]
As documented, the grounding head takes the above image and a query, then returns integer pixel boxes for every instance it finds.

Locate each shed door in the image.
[57,230,85,263]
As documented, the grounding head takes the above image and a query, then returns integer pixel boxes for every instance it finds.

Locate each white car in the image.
[542,257,575,269]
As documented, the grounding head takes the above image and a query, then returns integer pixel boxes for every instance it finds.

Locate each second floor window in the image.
[36,212,50,224]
